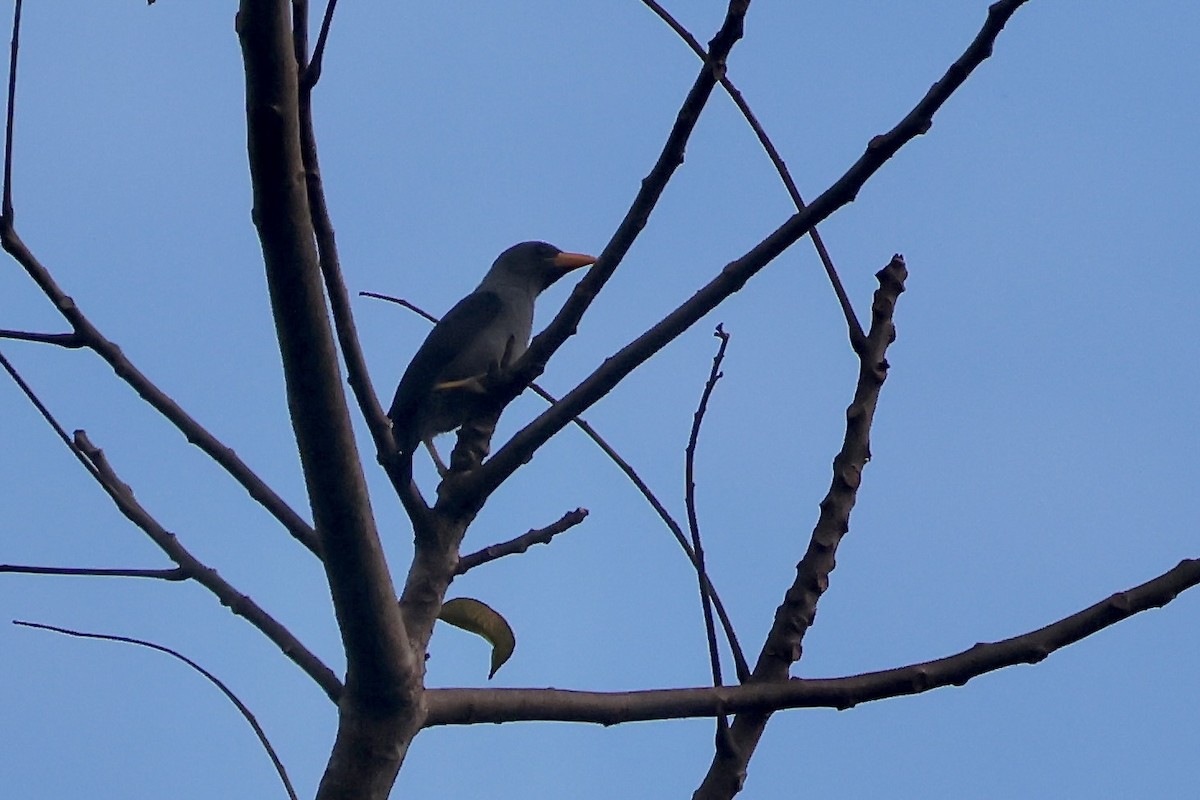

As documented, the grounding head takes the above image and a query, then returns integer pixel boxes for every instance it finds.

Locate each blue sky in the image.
[2,2,1197,798]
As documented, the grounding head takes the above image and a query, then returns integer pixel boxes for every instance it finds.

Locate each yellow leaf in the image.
[438,597,516,679]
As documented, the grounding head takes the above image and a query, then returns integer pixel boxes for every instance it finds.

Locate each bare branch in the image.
[365,290,746,666]
[76,429,344,701]
[685,324,742,696]
[1,564,186,580]
[1,345,342,700]
[696,255,906,798]
[238,3,421,794]
[15,620,298,800]
[0,328,83,347]
[425,557,1200,726]
[2,0,20,220]
[294,10,430,528]
[302,0,340,89]
[457,0,1030,515]
[0,0,320,558]
[456,509,589,575]
[639,0,863,345]
[472,1,752,454]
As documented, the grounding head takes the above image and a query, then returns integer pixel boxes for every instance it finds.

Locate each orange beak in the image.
[552,251,597,271]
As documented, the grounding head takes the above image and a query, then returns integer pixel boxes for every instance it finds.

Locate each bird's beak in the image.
[552,251,597,273]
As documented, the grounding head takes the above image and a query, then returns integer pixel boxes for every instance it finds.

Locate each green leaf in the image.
[437,597,516,679]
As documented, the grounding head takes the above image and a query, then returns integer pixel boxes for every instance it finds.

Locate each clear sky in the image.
[2,2,1197,798]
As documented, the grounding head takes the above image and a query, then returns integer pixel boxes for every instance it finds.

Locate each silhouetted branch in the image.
[639,0,863,345]
[301,0,339,88]
[425,557,1200,726]
[696,255,906,798]
[685,324,742,697]
[2,341,341,701]
[492,0,751,431]
[457,509,589,574]
[460,0,1029,519]
[364,290,746,666]
[15,620,298,800]
[293,7,430,529]
[238,6,421,796]
[78,429,345,701]
[2,0,19,221]
[0,329,83,347]
[1,564,186,580]
[0,0,320,559]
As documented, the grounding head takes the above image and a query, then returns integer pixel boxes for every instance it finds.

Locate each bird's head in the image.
[485,241,597,294]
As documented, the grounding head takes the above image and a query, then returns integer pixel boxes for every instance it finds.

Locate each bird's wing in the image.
[387,290,503,430]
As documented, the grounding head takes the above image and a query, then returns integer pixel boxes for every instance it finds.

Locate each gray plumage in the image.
[388,241,595,469]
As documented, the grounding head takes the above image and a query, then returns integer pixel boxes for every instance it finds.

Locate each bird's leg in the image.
[423,437,451,477]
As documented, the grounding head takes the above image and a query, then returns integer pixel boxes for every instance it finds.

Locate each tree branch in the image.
[0,328,84,347]
[364,290,746,664]
[454,0,1029,516]
[456,509,589,575]
[0,564,186,580]
[15,620,298,800]
[695,254,905,798]
[237,2,422,796]
[639,0,863,345]
[2,324,341,704]
[685,324,745,692]
[77,429,345,702]
[426,557,1200,726]
[0,1,321,558]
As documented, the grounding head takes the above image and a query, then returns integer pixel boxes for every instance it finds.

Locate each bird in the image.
[388,241,596,474]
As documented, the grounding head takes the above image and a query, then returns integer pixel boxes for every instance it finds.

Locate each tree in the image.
[3,1,1197,798]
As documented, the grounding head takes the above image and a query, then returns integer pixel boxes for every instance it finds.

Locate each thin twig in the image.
[14,620,298,800]
[639,0,864,346]
[685,325,736,703]
[302,0,340,88]
[457,509,589,574]
[0,328,84,347]
[461,0,1029,521]
[492,0,752,438]
[0,348,341,700]
[363,290,748,673]
[0,3,320,558]
[0,564,186,580]
[2,0,20,220]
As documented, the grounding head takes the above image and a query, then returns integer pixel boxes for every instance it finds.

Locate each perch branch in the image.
[364,290,745,665]
[457,0,1030,528]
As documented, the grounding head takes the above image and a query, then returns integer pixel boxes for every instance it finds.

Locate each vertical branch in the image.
[685,325,744,690]
[694,256,908,800]
[237,2,422,796]
[2,0,20,220]
[685,324,738,746]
